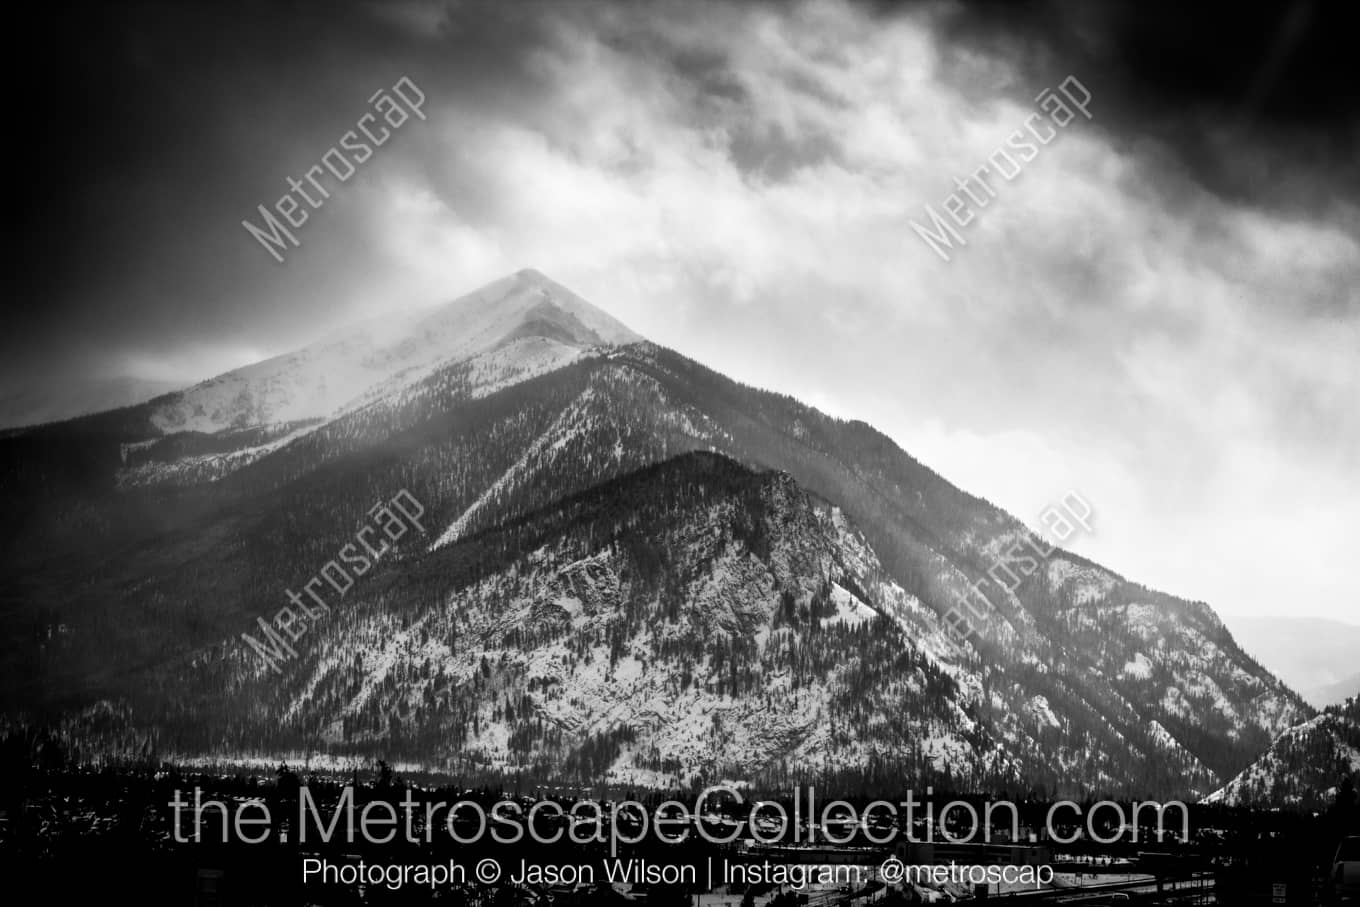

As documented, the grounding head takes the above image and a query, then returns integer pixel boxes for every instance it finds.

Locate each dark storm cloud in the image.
[13,0,1347,388]
[7,0,562,388]
[929,0,1360,213]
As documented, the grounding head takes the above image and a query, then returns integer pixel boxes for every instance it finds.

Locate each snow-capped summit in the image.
[148,269,641,435]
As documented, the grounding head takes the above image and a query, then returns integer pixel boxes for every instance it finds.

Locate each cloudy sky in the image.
[8,0,1359,624]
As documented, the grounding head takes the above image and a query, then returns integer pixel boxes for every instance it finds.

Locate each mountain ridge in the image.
[144,268,639,436]
[1205,697,1360,808]
[0,269,1309,798]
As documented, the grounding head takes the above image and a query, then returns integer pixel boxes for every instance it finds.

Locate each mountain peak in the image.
[513,266,552,284]
[471,268,642,347]
[146,269,642,434]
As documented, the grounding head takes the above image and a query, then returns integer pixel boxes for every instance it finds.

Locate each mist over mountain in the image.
[0,375,185,432]
[0,270,1310,799]
[1223,616,1360,708]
